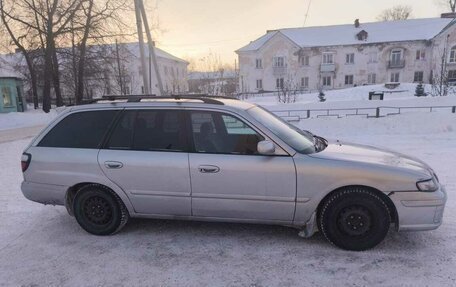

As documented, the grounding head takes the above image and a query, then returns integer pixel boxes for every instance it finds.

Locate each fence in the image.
[271,105,456,122]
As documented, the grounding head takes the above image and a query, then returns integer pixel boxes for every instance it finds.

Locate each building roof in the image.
[0,54,22,78]
[236,18,456,52]
[120,42,189,64]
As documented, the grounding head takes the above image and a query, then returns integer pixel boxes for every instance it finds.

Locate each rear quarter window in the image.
[38,110,119,149]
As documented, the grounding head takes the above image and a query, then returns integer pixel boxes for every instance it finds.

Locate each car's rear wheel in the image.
[318,187,390,251]
[73,184,129,235]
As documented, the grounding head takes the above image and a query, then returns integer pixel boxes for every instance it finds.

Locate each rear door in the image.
[98,109,192,216]
[187,110,296,222]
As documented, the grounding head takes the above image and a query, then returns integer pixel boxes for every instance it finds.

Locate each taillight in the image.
[21,153,31,172]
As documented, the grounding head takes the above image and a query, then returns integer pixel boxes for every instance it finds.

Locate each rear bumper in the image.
[21,181,67,206]
[390,185,447,231]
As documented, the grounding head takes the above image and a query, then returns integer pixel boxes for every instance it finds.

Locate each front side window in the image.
[247,106,315,154]
[190,111,263,155]
[107,110,187,152]
[39,110,119,149]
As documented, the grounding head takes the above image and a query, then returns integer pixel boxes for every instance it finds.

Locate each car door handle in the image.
[198,165,220,173]
[104,161,123,169]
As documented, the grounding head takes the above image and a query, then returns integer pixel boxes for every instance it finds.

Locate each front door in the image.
[98,109,192,216]
[187,110,296,222]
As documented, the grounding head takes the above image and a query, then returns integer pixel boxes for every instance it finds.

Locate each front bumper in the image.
[390,185,447,231]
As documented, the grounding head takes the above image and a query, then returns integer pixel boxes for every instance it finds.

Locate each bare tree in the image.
[377,5,413,21]
[0,0,83,112]
[436,0,456,13]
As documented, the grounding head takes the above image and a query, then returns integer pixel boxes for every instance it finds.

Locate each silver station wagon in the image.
[21,96,447,250]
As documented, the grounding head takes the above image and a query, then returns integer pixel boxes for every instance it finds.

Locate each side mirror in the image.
[257,140,275,155]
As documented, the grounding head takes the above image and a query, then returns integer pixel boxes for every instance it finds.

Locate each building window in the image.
[256,59,263,69]
[391,49,403,64]
[322,76,332,87]
[414,71,424,82]
[256,79,263,90]
[273,56,285,67]
[301,77,309,88]
[448,70,456,82]
[276,78,284,89]
[345,53,355,64]
[345,75,354,85]
[368,73,377,84]
[322,53,334,64]
[390,72,400,83]
[299,55,310,66]
[1,87,13,107]
[416,50,425,60]
[449,47,456,63]
[368,52,377,63]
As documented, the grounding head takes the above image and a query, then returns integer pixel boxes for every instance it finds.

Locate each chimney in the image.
[354,19,360,28]
[441,12,456,18]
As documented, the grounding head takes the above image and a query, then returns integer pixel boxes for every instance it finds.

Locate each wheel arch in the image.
[315,185,399,230]
[65,182,133,217]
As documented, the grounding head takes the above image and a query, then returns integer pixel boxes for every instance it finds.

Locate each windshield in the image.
[247,106,316,154]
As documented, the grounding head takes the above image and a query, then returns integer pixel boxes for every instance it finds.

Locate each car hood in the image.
[308,140,433,177]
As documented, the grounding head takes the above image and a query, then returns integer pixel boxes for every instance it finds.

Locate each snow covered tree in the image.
[415,82,425,97]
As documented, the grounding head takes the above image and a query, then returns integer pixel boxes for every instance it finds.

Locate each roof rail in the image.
[83,94,238,105]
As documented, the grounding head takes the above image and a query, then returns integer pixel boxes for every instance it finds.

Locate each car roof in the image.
[68,98,257,113]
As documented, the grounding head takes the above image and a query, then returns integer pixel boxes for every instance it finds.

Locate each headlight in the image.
[416,178,438,192]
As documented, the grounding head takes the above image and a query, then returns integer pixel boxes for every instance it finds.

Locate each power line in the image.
[303,0,312,27]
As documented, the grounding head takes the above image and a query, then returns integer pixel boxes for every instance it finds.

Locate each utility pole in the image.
[138,0,164,96]
[134,0,150,94]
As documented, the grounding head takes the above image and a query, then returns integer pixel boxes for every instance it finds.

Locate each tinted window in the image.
[190,111,263,155]
[38,110,118,149]
[107,110,187,152]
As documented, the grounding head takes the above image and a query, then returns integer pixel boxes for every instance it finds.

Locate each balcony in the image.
[320,63,336,72]
[388,60,405,69]
[273,66,287,76]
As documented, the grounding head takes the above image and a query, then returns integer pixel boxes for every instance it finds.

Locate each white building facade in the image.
[236,17,456,93]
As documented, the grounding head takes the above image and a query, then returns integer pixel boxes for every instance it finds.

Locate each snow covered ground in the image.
[0,103,455,286]
[0,107,58,131]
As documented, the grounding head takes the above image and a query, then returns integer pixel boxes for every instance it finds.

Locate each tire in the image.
[318,187,390,251]
[73,184,129,235]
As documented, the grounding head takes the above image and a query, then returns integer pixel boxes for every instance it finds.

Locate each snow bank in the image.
[0,108,60,131]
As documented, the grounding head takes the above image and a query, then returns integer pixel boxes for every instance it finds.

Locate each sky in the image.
[152,0,446,66]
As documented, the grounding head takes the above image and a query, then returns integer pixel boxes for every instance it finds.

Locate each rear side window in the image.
[38,110,118,149]
[106,110,187,152]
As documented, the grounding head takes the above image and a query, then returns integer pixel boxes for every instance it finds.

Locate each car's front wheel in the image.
[318,187,390,251]
[73,184,129,235]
